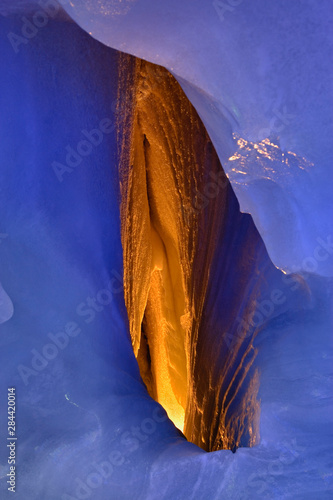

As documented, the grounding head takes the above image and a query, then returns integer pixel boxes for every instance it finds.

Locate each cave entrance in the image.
[117,53,263,452]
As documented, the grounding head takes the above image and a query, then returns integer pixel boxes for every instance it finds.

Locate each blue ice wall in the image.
[0,16,179,499]
[0,5,332,500]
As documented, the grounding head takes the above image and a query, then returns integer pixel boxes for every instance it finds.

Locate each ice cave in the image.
[0,1,332,499]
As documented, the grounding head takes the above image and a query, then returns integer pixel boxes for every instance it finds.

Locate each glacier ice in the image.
[58,0,333,277]
[0,2,332,500]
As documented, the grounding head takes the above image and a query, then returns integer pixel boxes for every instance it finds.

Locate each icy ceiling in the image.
[2,0,332,275]
[57,0,333,277]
